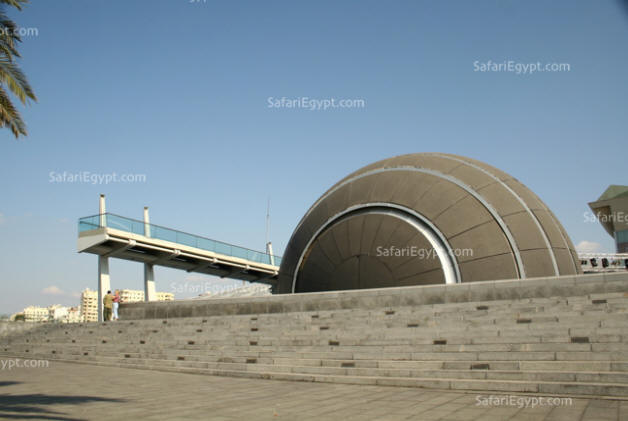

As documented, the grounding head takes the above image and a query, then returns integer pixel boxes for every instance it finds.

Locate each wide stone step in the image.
[46,354,628,383]
[14,340,605,353]
[13,353,628,398]
[6,349,628,375]
[7,308,627,341]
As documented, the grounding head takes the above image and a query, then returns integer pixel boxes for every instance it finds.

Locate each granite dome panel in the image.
[277,153,581,293]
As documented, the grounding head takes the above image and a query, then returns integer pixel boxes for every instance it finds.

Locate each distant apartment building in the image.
[119,289,144,303]
[20,305,84,323]
[48,305,68,321]
[66,306,82,323]
[119,289,174,303]
[23,306,49,322]
[80,289,98,322]
[157,291,174,301]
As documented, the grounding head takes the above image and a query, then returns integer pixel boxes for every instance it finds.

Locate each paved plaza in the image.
[0,361,625,421]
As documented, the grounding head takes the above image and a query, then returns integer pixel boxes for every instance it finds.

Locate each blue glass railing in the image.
[78,213,282,266]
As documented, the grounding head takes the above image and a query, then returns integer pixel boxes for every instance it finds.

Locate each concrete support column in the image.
[97,194,110,322]
[144,264,156,302]
[99,194,106,227]
[143,206,156,301]
[266,242,275,266]
[98,256,110,322]
[143,206,151,237]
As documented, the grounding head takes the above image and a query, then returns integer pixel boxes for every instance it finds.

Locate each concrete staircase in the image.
[2,275,628,398]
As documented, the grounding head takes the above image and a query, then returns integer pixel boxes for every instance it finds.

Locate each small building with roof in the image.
[589,185,628,253]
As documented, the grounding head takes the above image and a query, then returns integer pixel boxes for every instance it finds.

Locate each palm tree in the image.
[0,0,35,138]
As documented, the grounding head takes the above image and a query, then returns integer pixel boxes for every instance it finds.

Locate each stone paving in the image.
[0,360,626,421]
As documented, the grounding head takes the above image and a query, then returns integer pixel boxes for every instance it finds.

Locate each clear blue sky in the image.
[0,0,627,314]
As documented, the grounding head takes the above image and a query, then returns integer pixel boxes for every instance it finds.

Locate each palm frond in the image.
[0,0,28,11]
[0,0,33,138]
[0,85,26,137]
[0,55,36,103]
[0,12,22,59]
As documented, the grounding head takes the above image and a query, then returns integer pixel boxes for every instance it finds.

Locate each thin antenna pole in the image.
[265,197,275,266]
[265,197,271,246]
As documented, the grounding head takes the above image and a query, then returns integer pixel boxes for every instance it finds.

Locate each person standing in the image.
[112,290,122,321]
[103,290,113,322]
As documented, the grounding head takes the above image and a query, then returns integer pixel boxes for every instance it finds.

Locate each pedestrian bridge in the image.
[78,213,281,284]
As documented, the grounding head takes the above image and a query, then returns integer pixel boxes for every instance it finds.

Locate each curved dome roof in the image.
[277,153,581,293]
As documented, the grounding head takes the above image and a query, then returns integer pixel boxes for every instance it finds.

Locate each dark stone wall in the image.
[118,272,626,321]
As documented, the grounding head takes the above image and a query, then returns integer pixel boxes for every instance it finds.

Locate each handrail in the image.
[78,213,281,266]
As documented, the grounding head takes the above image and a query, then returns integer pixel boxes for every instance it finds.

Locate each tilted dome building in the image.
[277,153,581,293]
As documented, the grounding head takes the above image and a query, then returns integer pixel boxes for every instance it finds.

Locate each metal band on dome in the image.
[427,153,562,276]
[542,209,580,273]
[293,166,527,281]
[292,203,462,293]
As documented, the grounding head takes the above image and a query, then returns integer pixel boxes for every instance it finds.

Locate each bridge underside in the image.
[78,227,279,284]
